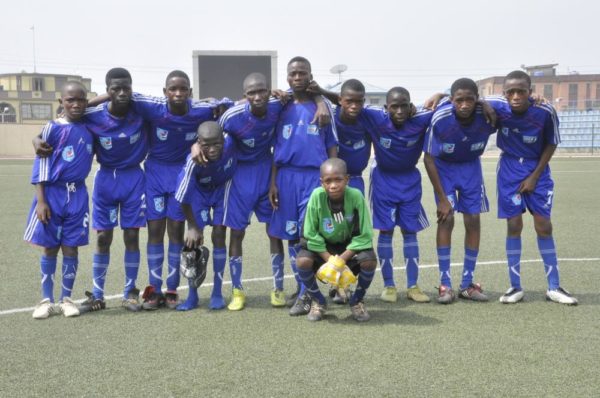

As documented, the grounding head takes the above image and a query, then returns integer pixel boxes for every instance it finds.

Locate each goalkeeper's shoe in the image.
[58,297,80,317]
[289,292,311,316]
[499,287,524,304]
[546,287,578,305]
[406,285,431,303]
[307,300,326,322]
[227,288,246,311]
[141,286,165,310]
[380,286,398,303]
[79,291,106,313]
[270,289,286,307]
[350,301,370,322]
[32,298,56,319]
[122,288,142,312]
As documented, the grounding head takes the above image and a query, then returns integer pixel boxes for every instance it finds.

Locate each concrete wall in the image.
[0,123,44,157]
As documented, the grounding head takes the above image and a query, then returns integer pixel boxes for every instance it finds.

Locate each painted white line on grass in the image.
[1,257,597,316]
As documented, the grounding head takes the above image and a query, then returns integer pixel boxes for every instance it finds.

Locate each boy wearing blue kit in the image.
[25,81,93,319]
[486,71,577,305]
[268,56,338,316]
[364,87,433,304]
[175,121,237,310]
[424,78,496,303]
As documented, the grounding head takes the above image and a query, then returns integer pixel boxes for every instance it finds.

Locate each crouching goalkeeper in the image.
[296,158,377,322]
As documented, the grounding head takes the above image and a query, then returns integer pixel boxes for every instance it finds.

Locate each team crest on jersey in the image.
[243,138,255,148]
[156,128,169,141]
[501,127,509,136]
[511,193,522,206]
[323,218,334,234]
[200,210,209,223]
[100,137,112,150]
[380,137,391,149]
[285,221,298,235]
[224,158,233,171]
[185,132,197,141]
[307,124,319,135]
[470,142,485,152]
[61,145,75,162]
[353,140,366,149]
[283,124,293,139]
[109,208,118,223]
[130,132,141,144]
[442,143,455,154]
[200,176,212,184]
[522,135,537,144]
[86,144,93,154]
[154,197,165,213]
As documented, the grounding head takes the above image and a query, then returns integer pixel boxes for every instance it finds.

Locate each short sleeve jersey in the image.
[334,107,372,176]
[84,102,149,169]
[425,103,496,162]
[175,134,237,204]
[31,119,94,184]
[273,100,338,169]
[363,106,433,172]
[303,186,373,252]
[131,94,229,164]
[219,98,283,163]
[486,96,560,159]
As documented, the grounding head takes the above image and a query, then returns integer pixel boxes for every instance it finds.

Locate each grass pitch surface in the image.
[0,157,599,397]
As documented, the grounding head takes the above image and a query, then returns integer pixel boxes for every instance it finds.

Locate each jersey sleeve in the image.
[323,99,338,149]
[31,122,56,184]
[541,104,561,146]
[174,156,198,204]
[346,192,373,251]
[303,192,328,253]
[130,92,165,121]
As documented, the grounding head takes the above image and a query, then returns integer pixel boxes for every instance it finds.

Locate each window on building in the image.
[32,77,44,92]
[568,84,578,109]
[595,84,600,108]
[543,85,553,102]
[21,103,52,120]
[585,83,592,109]
[0,102,17,123]
[370,98,380,105]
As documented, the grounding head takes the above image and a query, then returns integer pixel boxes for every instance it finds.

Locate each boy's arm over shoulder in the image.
[346,189,373,251]
[303,189,328,253]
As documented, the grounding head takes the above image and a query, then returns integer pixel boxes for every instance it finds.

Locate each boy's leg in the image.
[296,252,326,322]
[176,278,200,311]
[209,225,227,310]
[458,213,487,301]
[269,230,285,306]
[403,230,430,303]
[165,218,185,308]
[227,228,245,311]
[32,247,60,319]
[122,228,142,312]
[349,251,377,322]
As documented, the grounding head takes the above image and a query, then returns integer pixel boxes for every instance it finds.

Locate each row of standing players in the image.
[25,57,577,322]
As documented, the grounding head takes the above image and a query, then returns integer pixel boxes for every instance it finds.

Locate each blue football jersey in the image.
[425,103,496,162]
[486,96,560,159]
[273,100,338,169]
[175,134,237,203]
[31,119,94,184]
[364,106,433,172]
[219,98,283,163]
[84,103,149,169]
[131,94,231,164]
[334,107,372,176]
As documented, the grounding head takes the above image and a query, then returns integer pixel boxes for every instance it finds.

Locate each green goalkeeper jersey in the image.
[303,186,373,253]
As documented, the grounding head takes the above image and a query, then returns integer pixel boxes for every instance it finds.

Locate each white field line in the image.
[1,257,597,317]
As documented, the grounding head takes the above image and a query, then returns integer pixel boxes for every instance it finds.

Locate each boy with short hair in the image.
[424,78,496,303]
[296,158,377,322]
[175,121,236,310]
[25,81,94,319]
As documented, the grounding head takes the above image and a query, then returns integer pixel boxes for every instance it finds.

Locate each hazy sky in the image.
[2,0,598,102]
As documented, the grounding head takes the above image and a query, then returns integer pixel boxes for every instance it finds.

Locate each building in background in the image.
[0,73,96,124]
[192,51,277,100]
[324,80,387,106]
[477,64,600,112]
